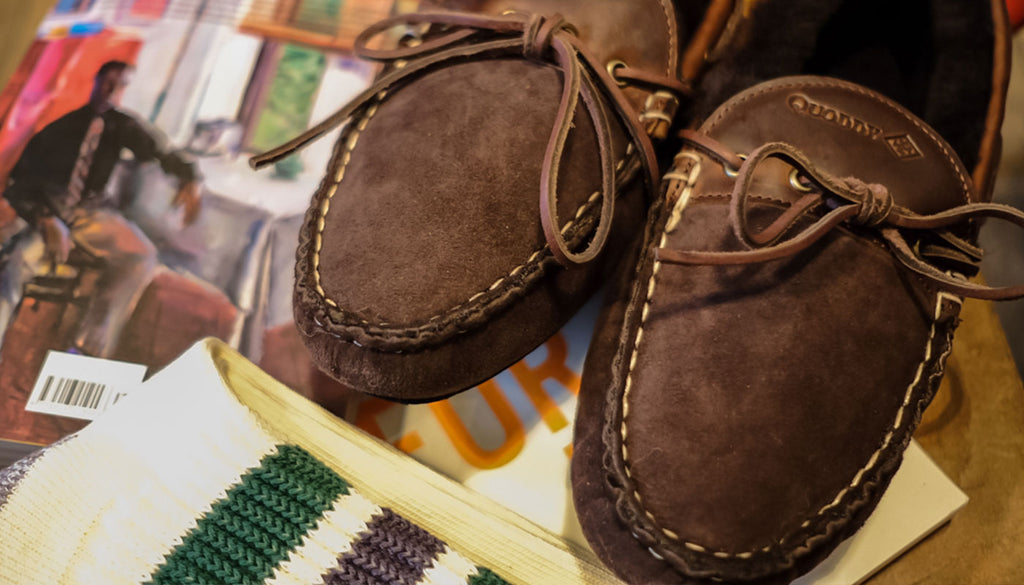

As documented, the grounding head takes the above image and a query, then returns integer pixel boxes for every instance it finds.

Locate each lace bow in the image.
[658,133,1024,301]
[251,11,690,266]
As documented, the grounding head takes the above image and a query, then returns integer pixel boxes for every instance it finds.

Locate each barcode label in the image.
[38,375,107,409]
[26,351,147,421]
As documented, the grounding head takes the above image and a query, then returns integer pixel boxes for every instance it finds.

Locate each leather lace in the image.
[657,132,1024,301]
[250,11,690,267]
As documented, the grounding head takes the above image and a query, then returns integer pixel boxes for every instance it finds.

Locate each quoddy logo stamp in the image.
[787,93,924,160]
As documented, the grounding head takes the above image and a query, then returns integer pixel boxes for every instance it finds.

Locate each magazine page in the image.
[351,295,598,543]
[0,0,391,457]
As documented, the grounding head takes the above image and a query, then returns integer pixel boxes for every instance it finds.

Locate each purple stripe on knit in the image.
[322,507,447,585]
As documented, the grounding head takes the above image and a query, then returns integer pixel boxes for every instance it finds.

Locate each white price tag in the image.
[25,351,147,421]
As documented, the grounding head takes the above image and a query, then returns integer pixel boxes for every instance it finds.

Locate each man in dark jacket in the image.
[4,60,202,357]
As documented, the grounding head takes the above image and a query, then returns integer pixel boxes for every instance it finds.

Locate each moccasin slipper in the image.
[250,1,739,402]
[573,1,1014,581]
[573,72,1024,584]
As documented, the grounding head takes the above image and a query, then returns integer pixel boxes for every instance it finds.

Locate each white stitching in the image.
[620,159,700,526]
[621,169,962,556]
[658,0,676,78]
[313,95,384,310]
[811,292,959,516]
[422,181,615,323]
[311,96,629,328]
[664,154,700,233]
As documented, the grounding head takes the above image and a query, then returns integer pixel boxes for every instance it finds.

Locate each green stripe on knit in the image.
[147,444,348,585]
[470,566,512,585]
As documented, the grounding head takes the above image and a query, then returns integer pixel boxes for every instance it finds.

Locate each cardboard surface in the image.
[870,298,1024,585]
[796,443,967,585]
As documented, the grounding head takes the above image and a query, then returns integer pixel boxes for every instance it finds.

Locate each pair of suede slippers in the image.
[251,0,1024,583]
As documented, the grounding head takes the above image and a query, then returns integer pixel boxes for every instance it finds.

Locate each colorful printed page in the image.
[353,298,600,544]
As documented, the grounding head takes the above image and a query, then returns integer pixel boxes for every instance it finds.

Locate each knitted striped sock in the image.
[0,339,621,585]
[144,444,505,585]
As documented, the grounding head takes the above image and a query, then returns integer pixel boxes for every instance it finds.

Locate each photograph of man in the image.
[3,60,202,358]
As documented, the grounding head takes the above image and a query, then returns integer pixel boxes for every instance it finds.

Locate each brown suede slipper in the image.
[249,1,734,403]
[571,75,1024,584]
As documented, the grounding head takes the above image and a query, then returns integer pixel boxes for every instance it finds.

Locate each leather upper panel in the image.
[703,77,975,211]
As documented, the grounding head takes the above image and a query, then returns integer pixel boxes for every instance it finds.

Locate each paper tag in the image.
[25,351,147,421]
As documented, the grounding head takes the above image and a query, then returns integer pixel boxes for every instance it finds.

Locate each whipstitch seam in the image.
[618,155,699,495]
[312,93,385,315]
[428,144,634,323]
[310,99,633,330]
[620,170,960,559]
[658,0,676,77]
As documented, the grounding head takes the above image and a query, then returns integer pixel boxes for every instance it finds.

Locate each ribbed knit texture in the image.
[470,568,514,585]
[0,443,52,510]
[0,340,619,585]
[0,408,511,585]
[325,508,447,585]
[147,445,350,585]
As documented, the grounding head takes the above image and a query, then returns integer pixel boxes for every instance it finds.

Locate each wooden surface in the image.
[872,297,1024,585]
[0,1,54,92]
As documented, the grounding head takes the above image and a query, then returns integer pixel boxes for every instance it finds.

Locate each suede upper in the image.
[292,2,692,401]
[573,76,976,584]
[316,58,608,327]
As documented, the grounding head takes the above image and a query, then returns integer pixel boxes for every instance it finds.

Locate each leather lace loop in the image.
[250,11,689,267]
[523,13,577,60]
[657,135,1024,301]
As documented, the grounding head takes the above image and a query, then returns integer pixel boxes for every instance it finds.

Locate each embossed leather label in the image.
[787,93,883,140]
[884,134,924,160]
[788,93,925,161]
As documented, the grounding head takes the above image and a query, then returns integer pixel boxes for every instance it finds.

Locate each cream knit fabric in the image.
[0,339,622,585]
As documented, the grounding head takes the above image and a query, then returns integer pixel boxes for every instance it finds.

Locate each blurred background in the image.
[982,19,1024,374]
